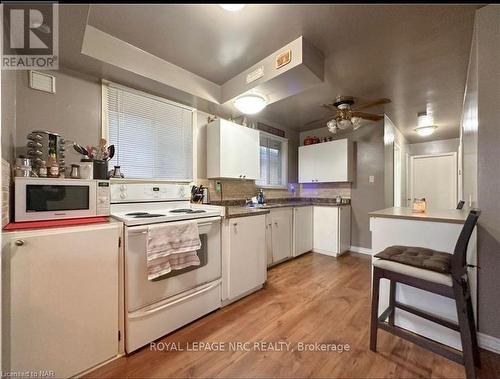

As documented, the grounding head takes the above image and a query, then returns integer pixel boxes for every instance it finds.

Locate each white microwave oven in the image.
[15,177,111,222]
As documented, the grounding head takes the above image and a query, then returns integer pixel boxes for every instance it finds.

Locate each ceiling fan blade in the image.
[304,115,334,127]
[351,111,384,121]
[321,103,338,112]
[351,98,391,111]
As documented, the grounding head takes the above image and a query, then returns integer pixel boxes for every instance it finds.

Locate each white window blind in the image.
[257,133,288,187]
[104,84,193,180]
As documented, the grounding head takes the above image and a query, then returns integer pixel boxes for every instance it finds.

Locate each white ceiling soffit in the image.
[221,36,324,105]
[81,27,324,109]
[81,25,221,104]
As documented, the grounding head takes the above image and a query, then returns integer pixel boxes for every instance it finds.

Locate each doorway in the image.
[410,153,457,210]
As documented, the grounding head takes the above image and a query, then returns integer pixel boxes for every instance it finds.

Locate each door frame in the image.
[409,152,458,208]
[393,143,402,207]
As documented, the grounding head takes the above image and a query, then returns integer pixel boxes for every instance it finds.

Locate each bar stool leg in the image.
[453,279,477,379]
[465,285,481,368]
[389,280,396,326]
[370,267,381,352]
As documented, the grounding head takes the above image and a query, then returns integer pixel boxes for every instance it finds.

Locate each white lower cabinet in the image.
[267,208,293,266]
[224,215,267,302]
[293,206,313,257]
[313,206,351,257]
[2,223,122,378]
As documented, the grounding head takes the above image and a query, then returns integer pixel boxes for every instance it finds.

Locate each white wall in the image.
[409,138,460,156]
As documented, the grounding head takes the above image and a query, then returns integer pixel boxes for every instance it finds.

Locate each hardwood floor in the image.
[87,252,500,379]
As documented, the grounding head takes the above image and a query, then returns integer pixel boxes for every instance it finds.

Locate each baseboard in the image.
[349,246,373,256]
[478,332,500,354]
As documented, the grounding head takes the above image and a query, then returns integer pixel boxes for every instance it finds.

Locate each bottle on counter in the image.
[38,160,47,177]
[47,153,59,178]
[257,189,265,205]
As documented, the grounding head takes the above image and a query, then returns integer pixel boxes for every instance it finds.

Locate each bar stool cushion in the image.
[373,258,453,287]
[374,245,452,274]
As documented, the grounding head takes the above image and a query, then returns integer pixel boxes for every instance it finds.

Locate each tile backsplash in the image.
[299,182,351,199]
[195,178,349,202]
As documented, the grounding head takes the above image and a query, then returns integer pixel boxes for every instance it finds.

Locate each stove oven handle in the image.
[127,216,221,235]
[129,280,221,319]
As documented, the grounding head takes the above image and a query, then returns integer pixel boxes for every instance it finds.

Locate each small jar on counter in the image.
[38,161,47,177]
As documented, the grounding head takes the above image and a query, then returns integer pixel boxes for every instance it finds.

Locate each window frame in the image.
[101,80,197,183]
[257,130,288,189]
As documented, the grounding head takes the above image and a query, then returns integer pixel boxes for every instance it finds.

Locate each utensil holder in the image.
[93,160,108,179]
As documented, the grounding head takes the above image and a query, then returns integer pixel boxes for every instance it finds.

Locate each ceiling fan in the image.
[307,96,391,134]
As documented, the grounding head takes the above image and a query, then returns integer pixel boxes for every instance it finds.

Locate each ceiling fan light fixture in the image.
[234,93,267,114]
[338,119,352,130]
[219,4,246,11]
[415,125,437,137]
[352,116,362,130]
[327,119,338,134]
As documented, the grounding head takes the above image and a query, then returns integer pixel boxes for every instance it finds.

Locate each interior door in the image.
[6,225,120,378]
[293,206,313,256]
[271,208,292,263]
[411,153,457,210]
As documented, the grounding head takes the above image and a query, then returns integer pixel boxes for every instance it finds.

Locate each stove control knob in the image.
[120,192,127,200]
[120,184,127,191]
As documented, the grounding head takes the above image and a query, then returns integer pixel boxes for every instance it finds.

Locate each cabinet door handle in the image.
[274,222,278,227]
[15,240,24,246]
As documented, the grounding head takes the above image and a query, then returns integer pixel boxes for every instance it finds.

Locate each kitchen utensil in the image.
[107,145,115,161]
[73,143,89,157]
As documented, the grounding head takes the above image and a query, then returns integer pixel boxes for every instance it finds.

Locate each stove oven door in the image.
[125,216,221,312]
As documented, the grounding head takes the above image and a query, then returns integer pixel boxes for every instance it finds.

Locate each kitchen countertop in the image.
[223,200,350,219]
[369,207,468,224]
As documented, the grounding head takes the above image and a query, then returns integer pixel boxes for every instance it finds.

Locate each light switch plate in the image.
[369,175,375,183]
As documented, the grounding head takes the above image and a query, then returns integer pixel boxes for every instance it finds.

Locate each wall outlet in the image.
[369,175,375,183]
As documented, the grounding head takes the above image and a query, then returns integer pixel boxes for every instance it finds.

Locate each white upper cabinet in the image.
[298,138,353,183]
[207,119,260,179]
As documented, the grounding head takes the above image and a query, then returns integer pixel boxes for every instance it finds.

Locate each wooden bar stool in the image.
[370,209,480,379]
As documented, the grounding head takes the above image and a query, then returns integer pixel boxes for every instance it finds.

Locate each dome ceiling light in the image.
[415,111,438,136]
[219,4,246,11]
[233,94,267,115]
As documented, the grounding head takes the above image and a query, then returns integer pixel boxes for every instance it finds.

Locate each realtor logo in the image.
[1,2,58,69]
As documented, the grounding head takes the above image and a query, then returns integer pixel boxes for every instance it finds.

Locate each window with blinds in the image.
[257,133,288,187]
[103,83,193,180]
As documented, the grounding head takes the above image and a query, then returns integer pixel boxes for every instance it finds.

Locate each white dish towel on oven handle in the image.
[146,221,201,280]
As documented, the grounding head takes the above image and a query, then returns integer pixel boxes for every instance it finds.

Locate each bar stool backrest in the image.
[451,209,480,279]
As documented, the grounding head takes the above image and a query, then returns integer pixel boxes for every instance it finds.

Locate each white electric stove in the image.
[110,181,223,353]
